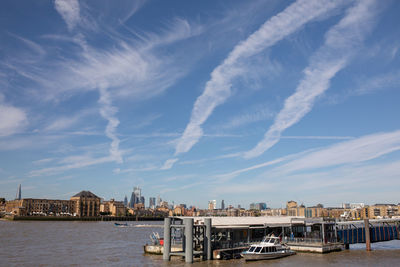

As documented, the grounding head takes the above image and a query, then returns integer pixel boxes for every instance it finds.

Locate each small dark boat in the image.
[114,222,128,227]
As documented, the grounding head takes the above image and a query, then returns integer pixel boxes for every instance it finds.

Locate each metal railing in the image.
[284,237,323,244]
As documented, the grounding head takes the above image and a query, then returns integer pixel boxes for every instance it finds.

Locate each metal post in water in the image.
[184,218,193,263]
[364,219,371,251]
[205,218,212,260]
[163,218,171,261]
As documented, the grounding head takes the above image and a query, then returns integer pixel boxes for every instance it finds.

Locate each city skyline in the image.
[1,0,400,208]
[3,183,399,210]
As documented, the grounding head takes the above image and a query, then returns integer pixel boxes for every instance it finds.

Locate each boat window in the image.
[267,247,271,252]
[261,247,267,253]
[248,246,255,252]
[272,247,276,252]
[254,247,262,253]
[269,239,275,243]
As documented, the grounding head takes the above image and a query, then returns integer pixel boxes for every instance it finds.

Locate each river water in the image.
[1,220,399,266]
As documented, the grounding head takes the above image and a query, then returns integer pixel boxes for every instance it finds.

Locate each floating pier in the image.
[148,216,400,262]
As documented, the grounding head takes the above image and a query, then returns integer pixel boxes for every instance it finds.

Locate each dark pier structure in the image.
[156,217,400,262]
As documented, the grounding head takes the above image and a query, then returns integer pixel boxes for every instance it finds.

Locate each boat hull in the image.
[241,250,296,261]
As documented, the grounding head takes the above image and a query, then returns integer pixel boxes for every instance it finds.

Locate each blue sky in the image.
[1,0,400,208]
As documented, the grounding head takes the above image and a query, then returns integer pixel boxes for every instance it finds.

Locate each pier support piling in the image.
[184,218,194,263]
[364,219,371,251]
[163,218,171,261]
[205,218,212,260]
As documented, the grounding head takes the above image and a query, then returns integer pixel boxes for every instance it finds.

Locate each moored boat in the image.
[241,235,296,261]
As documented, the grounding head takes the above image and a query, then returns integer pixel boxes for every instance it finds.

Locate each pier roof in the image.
[175,216,306,228]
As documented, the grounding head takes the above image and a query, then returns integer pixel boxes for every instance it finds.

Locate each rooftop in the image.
[72,191,99,198]
[175,216,308,228]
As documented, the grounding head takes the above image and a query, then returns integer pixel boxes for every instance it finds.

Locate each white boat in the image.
[241,235,296,261]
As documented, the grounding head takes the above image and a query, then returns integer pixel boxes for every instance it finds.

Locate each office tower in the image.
[149,197,156,209]
[258,202,267,210]
[129,186,143,208]
[16,184,21,200]
[157,195,161,207]
[124,195,128,207]
[221,200,225,210]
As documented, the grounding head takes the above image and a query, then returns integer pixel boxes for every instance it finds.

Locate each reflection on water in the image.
[1,220,399,266]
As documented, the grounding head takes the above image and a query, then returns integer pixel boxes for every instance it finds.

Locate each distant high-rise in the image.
[157,195,161,207]
[149,197,156,209]
[208,200,217,210]
[250,202,267,210]
[129,186,144,208]
[124,195,128,207]
[16,184,21,200]
[221,200,225,210]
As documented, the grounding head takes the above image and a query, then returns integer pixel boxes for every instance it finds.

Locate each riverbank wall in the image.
[3,215,165,221]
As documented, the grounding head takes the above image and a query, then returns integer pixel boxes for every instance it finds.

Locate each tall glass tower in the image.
[16,184,21,200]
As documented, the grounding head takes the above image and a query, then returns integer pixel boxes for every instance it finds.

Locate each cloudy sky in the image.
[1,0,399,208]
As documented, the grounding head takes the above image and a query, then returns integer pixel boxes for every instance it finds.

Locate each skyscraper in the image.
[221,199,225,210]
[124,195,128,207]
[149,197,156,209]
[15,184,21,200]
[129,186,144,208]
[157,195,161,207]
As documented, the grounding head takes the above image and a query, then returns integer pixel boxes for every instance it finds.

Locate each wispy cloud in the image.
[280,135,353,140]
[354,70,400,95]
[54,0,80,31]
[221,105,274,129]
[44,109,95,132]
[216,129,400,182]
[278,129,400,174]
[32,158,55,165]
[244,0,379,158]
[159,181,203,194]
[7,32,46,61]
[126,18,203,50]
[160,158,179,170]
[214,149,314,182]
[213,159,400,201]
[98,86,123,163]
[173,0,344,158]
[113,164,159,174]
[47,2,196,167]
[0,93,27,137]
[29,155,113,177]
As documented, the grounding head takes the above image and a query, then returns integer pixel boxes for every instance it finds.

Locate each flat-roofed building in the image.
[5,198,74,216]
[4,191,101,217]
[101,199,125,216]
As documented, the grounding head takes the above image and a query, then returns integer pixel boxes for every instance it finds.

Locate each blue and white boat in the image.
[241,235,296,261]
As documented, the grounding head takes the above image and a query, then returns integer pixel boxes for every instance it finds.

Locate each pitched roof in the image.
[72,191,99,198]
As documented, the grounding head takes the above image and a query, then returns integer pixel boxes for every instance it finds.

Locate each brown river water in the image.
[1,220,399,266]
